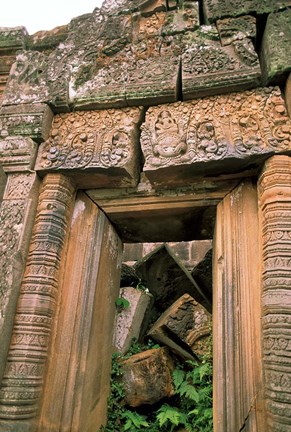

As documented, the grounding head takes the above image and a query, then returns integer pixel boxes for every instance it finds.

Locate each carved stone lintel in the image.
[0,137,38,172]
[35,107,143,188]
[258,155,291,431]
[182,33,261,99]
[0,174,75,424]
[141,87,291,184]
[148,294,212,360]
[0,104,53,143]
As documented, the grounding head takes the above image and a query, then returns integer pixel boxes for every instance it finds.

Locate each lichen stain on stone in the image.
[71,199,85,224]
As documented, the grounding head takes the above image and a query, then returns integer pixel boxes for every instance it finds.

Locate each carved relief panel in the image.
[141,87,291,184]
[0,174,75,430]
[0,138,40,388]
[35,107,143,188]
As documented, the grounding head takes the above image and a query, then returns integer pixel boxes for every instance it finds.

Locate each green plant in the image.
[101,339,213,432]
[115,297,130,311]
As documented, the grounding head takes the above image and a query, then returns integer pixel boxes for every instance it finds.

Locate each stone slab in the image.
[141,87,291,184]
[35,107,143,188]
[182,31,261,100]
[260,9,291,85]
[120,263,140,287]
[122,347,175,407]
[216,16,256,46]
[191,248,212,303]
[135,244,211,312]
[0,104,53,143]
[203,0,291,23]
[0,137,38,172]
[0,27,27,52]
[148,294,212,360]
[0,2,261,111]
[285,73,291,118]
[114,287,153,354]
[0,165,6,202]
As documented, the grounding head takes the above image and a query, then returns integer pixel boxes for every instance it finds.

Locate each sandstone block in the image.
[35,107,143,188]
[203,0,291,23]
[0,27,27,52]
[285,73,291,118]
[0,165,6,202]
[148,294,212,360]
[191,248,213,303]
[216,16,256,46]
[0,137,38,172]
[0,103,53,143]
[141,87,291,184]
[114,287,153,354]
[182,27,261,100]
[120,263,140,288]
[135,244,211,312]
[260,9,291,84]
[122,347,175,407]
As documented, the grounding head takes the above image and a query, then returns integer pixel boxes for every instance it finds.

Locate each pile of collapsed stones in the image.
[113,243,212,408]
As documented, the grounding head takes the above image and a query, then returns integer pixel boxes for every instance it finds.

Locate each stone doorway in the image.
[33,177,264,432]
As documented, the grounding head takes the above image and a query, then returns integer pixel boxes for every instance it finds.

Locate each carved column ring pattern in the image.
[259,155,291,432]
[0,174,75,421]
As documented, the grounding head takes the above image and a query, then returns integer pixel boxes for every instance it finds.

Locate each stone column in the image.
[258,155,291,432]
[0,174,75,432]
[0,138,40,387]
[213,180,265,432]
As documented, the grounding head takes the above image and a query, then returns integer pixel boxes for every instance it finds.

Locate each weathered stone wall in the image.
[0,1,291,431]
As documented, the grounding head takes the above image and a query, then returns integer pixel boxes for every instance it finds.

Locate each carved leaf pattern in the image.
[38,108,141,170]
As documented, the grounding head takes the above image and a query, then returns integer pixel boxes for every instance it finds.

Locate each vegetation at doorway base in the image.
[100,338,213,432]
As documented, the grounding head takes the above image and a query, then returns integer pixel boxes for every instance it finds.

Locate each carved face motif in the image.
[154,135,187,158]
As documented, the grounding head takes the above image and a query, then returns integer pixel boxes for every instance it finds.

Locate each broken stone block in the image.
[35,107,143,188]
[141,87,291,184]
[182,27,261,100]
[203,0,291,23]
[260,9,291,84]
[101,0,167,17]
[191,248,213,303]
[216,16,256,46]
[0,103,53,143]
[114,287,153,354]
[120,263,140,288]
[148,294,212,360]
[122,347,175,407]
[161,5,200,36]
[135,244,211,312]
[0,26,27,52]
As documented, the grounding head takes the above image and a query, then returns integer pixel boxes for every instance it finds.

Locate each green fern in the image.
[122,410,149,430]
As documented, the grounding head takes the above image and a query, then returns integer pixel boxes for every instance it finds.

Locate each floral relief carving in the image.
[36,108,142,178]
[0,200,25,314]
